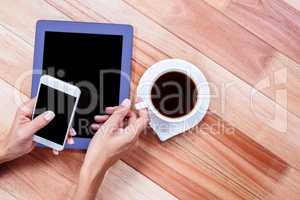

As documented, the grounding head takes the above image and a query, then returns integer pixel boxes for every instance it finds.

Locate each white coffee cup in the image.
[136,59,210,141]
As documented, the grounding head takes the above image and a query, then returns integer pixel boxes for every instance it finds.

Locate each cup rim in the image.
[137,59,210,124]
[147,68,202,123]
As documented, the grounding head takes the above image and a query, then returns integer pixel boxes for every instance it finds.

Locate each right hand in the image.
[81,98,149,177]
[74,98,148,200]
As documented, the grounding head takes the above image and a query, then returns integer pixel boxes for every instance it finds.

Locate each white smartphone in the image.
[32,75,81,151]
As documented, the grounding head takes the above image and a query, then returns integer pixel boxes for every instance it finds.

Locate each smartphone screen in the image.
[33,84,76,145]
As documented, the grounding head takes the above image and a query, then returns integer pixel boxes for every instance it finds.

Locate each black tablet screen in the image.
[42,31,123,138]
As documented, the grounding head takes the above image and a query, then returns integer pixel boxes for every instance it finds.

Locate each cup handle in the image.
[135,101,148,110]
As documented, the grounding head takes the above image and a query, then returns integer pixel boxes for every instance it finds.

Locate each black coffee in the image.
[151,71,197,118]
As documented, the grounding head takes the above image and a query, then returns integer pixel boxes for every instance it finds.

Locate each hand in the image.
[0,98,76,163]
[74,98,149,200]
[84,98,148,173]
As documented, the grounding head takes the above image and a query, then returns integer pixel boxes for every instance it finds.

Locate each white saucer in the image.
[136,59,210,141]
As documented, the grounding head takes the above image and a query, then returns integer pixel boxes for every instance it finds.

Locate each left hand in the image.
[0,98,75,163]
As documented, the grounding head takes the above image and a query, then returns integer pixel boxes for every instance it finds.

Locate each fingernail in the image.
[44,111,55,121]
[91,124,100,130]
[71,128,77,136]
[121,98,131,107]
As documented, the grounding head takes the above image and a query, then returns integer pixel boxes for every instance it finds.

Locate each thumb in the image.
[27,111,55,134]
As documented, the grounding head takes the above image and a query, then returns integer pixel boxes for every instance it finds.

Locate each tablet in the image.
[31,20,133,149]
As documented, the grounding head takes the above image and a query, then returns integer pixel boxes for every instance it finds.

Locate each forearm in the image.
[0,134,8,164]
[74,161,109,200]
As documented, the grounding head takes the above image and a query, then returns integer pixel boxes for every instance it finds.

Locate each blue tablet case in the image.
[31,20,133,150]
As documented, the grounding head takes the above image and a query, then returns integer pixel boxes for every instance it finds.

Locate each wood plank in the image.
[130,49,300,199]
[0,25,32,95]
[3,0,299,120]
[0,0,68,45]
[124,110,300,199]
[1,156,75,200]
[124,0,300,119]
[203,0,300,72]
[0,78,177,200]
[40,1,300,199]
[31,150,177,200]
[57,0,300,170]
[0,80,75,200]
[0,3,178,197]
[1,0,300,199]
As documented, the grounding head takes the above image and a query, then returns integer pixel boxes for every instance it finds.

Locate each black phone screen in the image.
[42,31,123,138]
[33,84,76,145]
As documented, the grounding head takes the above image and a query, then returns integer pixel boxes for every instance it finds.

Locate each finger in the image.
[69,128,77,137]
[120,111,136,129]
[105,107,133,116]
[94,115,110,123]
[27,111,55,134]
[132,118,148,136]
[102,99,131,131]
[137,107,149,121]
[52,149,59,156]
[67,137,74,145]
[105,106,117,114]
[66,128,75,145]
[91,123,100,131]
[103,110,134,129]
[124,116,149,141]
[19,98,37,116]
[135,98,149,120]
[128,110,137,124]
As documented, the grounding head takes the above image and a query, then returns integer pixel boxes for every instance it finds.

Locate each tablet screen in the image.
[42,31,123,138]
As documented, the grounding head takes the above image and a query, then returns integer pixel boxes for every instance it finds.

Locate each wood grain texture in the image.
[0,0,300,199]
[0,77,177,200]
[0,25,32,95]
[124,0,300,119]
[48,0,300,198]
[204,0,300,64]
[57,0,300,169]
[0,3,177,199]
[2,2,298,170]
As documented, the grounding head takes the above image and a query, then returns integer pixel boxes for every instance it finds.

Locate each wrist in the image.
[75,159,109,200]
[80,157,110,183]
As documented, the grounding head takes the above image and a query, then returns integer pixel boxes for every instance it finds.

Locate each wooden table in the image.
[0,0,300,199]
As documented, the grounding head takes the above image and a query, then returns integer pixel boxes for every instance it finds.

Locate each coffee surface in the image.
[151,71,197,118]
